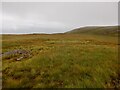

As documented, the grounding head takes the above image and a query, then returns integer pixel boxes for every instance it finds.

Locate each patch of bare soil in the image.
[106,72,120,89]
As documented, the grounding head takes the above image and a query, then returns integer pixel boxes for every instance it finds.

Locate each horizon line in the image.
[1,25,119,35]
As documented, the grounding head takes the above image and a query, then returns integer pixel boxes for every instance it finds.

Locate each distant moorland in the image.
[66,26,119,36]
[2,26,119,88]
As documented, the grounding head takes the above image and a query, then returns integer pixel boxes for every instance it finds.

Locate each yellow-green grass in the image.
[2,34,119,88]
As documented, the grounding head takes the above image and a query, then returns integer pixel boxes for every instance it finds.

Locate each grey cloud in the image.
[2,2,118,34]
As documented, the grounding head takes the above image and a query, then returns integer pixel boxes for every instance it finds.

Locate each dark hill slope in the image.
[66,26,119,36]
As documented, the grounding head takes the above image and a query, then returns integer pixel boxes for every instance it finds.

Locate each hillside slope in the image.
[66,26,119,36]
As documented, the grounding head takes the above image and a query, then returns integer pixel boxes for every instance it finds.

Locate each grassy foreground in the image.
[2,34,119,88]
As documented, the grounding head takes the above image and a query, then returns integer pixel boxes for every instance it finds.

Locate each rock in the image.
[1,49,31,61]
[16,57,24,61]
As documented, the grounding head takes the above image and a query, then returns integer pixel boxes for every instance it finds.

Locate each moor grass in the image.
[2,34,119,88]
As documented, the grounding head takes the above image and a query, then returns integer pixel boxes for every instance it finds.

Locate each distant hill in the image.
[65,26,119,36]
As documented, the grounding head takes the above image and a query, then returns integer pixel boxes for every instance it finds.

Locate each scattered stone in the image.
[1,49,32,61]
[16,56,24,61]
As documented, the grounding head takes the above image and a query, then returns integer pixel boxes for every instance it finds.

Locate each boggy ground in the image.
[1,34,119,88]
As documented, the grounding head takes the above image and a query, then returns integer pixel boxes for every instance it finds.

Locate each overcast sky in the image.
[1,2,118,34]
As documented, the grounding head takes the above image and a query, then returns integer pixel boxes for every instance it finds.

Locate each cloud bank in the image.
[1,2,118,34]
